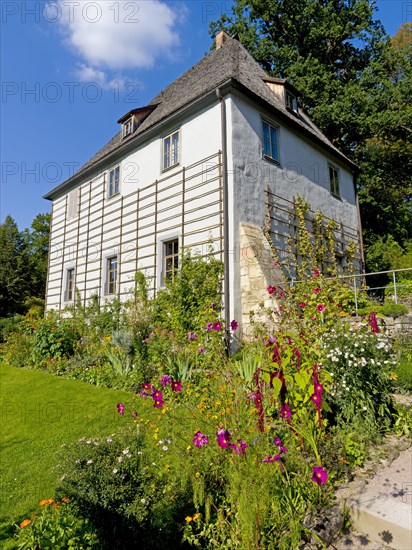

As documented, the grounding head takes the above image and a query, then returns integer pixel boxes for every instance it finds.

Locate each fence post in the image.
[353,276,358,315]
[393,271,398,304]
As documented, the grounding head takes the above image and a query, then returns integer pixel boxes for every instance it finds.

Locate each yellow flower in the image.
[389,372,398,380]
[186,445,192,451]
[20,519,31,528]
[339,311,346,316]
[185,516,193,523]
[193,513,201,521]
[195,472,201,478]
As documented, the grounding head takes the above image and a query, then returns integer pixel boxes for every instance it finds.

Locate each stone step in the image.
[347,493,412,550]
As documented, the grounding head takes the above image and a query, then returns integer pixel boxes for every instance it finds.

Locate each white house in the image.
[44,32,363,332]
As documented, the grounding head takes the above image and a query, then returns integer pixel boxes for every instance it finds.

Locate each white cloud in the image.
[57,0,183,79]
[74,63,106,84]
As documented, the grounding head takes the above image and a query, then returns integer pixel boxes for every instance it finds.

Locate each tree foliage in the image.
[210,1,411,268]
[0,213,50,317]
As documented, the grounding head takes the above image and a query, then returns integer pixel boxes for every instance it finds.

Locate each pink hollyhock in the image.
[369,311,379,333]
[279,403,292,420]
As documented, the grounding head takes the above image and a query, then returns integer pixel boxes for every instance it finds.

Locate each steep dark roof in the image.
[44,37,355,200]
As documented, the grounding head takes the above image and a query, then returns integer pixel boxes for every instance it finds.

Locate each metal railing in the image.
[290,267,412,315]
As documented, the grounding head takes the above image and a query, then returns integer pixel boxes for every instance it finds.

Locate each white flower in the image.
[159,440,164,445]
[162,446,168,451]
[106,438,113,443]
[86,440,91,444]
[87,459,93,464]
[140,498,146,504]
[113,468,118,474]
[126,453,132,458]
[122,448,130,455]
[117,456,123,463]
[137,451,143,455]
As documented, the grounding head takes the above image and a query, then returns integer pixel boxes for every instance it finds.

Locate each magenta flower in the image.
[117,403,124,415]
[274,261,279,266]
[131,411,137,419]
[206,322,214,332]
[273,437,288,453]
[214,321,222,332]
[142,382,153,391]
[279,290,285,298]
[267,285,277,295]
[154,400,164,409]
[311,393,322,405]
[314,383,323,394]
[314,268,320,278]
[299,301,306,308]
[152,390,163,401]
[230,319,238,331]
[197,346,205,355]
[171,380,182,392]
[230,439,248,455]
[369,311,379,333]
[279,403,292,420]
[263,454,281,463]
[160,374,172,386]
[216,427,231,449]
[188,332,198,341]
[193,431,209,448]
[317,304,326,313]
[313,287,322,295]
[311,466,328,486]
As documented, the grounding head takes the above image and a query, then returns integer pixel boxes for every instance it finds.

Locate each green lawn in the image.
[0,364,131,544]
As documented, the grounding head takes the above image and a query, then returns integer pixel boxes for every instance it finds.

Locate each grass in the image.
[0,364,131,546]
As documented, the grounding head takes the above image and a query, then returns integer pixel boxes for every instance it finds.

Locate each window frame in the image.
[64,268,75,302]
[162,129,180,172]
[122,118,133,138]
[108,165,120,198]
[261,119,280,164]
[328,163,341,198]
[105,255,118,295]
[161,238,179,286]
[285,91,298,114]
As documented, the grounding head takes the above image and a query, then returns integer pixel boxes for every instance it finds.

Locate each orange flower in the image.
[62,497,69,503]
[20,519,31,528]
[39,499,48,506]
[389,372,398,380]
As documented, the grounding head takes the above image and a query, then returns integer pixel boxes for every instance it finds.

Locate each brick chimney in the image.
[215,30,230,49]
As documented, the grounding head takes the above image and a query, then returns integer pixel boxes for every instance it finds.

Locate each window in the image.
[108,166,120,197]
[122,118,133,138]
[106,256,118,295]
[163,239,179,283]
[162,130,179,170]
[65,268,75,301]
[286,91,298,114]
[262,121,279,162]
[329,164,340,197]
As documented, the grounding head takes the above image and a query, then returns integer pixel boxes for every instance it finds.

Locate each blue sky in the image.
[0,0,408,230]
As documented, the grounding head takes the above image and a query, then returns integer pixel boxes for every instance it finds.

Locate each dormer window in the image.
[122,117,133,138]
[286,91,298,114]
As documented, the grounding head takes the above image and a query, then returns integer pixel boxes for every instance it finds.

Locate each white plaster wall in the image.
[46,102,224,310]
[227,93,360,328]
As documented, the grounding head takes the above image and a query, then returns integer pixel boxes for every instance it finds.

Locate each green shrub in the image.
[57,430,190,549]
[14,498,98,549]
[322,324,395,428]
[380,303,408,318]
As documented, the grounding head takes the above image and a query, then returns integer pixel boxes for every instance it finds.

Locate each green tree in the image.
[210,2,411,264]
[23,213,51,300]
[0,216,29,316]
